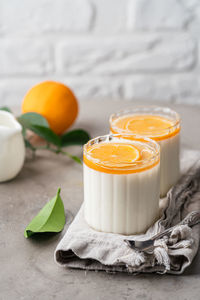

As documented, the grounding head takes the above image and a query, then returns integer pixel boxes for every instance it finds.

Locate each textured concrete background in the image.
[0,0,200,106]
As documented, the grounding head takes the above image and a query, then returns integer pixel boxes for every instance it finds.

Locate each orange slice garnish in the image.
[87,143,140,165]
[111,115,180,141]
[84,141,160,174]
[126,115,172,132]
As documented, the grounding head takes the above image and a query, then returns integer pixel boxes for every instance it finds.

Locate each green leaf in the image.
[0,106,12,113]
[24,188,65,238]
[18,113,61,147]
[61,129,90,147]
[18,112,49,128]
[29,125,61,147]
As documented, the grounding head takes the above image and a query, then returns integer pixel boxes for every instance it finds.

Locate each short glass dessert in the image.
[110,106,180,197]
[83,134,160,235]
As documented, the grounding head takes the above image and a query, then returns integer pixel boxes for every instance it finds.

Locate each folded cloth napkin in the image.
[55,149,200,274]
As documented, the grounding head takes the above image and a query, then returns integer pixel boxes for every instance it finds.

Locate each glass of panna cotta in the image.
[83,134,160,235]
[110,106,180,197]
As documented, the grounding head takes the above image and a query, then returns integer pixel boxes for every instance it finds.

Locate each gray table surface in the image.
[1,99,200,300]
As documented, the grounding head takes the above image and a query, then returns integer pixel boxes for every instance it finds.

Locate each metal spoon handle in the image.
[151,211,200,241]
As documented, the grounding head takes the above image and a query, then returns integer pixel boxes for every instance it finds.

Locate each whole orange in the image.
[22,81,78,135]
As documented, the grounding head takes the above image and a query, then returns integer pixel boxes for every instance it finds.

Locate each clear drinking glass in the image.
[110,106,181,197]
[83,134,160,235]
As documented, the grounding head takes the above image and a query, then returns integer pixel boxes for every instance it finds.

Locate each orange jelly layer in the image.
[111,115,180,141]
[84,142,159,174]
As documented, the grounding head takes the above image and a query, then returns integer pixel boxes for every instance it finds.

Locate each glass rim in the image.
[109,105,181,137]
[83,133,160,170]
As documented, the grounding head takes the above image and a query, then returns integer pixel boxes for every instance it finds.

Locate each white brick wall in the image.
[0,0,200,106]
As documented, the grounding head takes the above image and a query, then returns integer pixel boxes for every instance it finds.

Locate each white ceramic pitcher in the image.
[0,110,25,182]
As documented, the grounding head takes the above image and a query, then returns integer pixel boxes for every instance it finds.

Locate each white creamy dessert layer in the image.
[83,134,160,235]
[84,162,160,235]
[159,132,180,197]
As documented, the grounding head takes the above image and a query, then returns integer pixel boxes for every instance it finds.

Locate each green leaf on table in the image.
[61,129,90,147]
[0,106,12,113]
[24,188,65,238]
[18,113,61,147]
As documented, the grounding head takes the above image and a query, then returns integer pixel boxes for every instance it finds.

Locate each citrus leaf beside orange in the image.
[0,106,12,113]
[61,129,90,147]
[18,112,61,147]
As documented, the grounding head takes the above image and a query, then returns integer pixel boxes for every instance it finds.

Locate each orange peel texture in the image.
[22,81,78,135]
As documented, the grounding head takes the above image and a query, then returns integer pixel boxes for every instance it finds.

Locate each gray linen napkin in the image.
[55,149,200,274]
